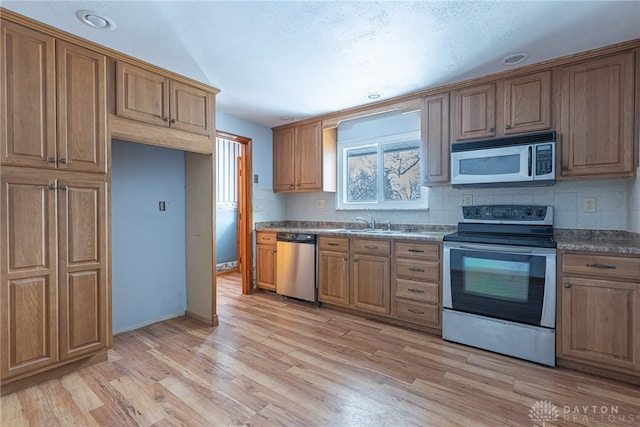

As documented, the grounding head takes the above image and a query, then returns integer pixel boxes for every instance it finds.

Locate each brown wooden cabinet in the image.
[116,61,214,137]
[1,171,109,382]
[452,83,496,141]
[558,251,640,376]
[558,51,636,178]
[256,231,277,291]
[351,239,391,315]
[392,241,441,329]
[273,121,336,193]
[318,237,350,306]
[421,93,450,185]
[1,22,107,173]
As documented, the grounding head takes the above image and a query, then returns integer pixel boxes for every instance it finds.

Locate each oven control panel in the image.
[460,205,552,224]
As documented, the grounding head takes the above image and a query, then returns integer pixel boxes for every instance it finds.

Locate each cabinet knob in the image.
[163,117,170,122]
[290,184,294,189]
[489,127,495,132]
[48,183,57,190]
[344,256,348,261]
[354,258,358,263]
[562,165,569,171]
[505,124,511,130]
[170,118,176,123]
[59,184,68,191]
[59,158,67,164]
[564,283,571,288]
[48,157,57,163]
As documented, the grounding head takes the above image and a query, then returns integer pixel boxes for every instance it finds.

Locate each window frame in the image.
[336,130,428,211]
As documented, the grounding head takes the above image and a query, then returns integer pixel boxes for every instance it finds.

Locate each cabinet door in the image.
[1,174,59,379]
[1,22,56,168]
[559,51,635,177]
[116,62,169,128]
[560,276,639,372]
[58,179,108,360]
[453,83,496,141]
[256,244,277,290]
[502,71,551,135]
[318,250,350,306]
[56,41,107,173]
[169,80,213,137]
[295,121,323,191]
[421,93,450,185]
[273,127,296,192]
[352,254,390,315]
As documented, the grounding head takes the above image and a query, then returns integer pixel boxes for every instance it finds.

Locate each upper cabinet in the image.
[558,51,636,178]
[452,71,552,142]
[273,121,336,193]
[116,61,214,138]
[421,93,450,185]
[1,21,107,173]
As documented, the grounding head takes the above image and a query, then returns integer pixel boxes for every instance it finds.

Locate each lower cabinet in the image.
[557,251,640,376]
[256,231,277,291]
[1,171,109,387]
[318,237,350,305]
[393,241,441,329]
[352,239,391,315]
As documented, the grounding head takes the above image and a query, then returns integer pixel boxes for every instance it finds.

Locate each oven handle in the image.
[449,243,535,255]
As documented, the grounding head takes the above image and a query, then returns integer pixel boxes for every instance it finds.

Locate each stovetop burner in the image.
[443,205,556,248]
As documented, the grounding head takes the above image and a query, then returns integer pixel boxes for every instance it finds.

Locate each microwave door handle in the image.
[528,146,533,177]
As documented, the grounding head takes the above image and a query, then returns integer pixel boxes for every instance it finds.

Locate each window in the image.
[336,110,426,210]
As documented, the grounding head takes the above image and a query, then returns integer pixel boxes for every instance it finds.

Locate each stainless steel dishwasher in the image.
[276,232,317,302]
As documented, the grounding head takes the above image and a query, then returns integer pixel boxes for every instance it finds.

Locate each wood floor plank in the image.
[3,273,640,426]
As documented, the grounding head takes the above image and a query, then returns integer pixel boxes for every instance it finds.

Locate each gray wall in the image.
[111,139,187,334]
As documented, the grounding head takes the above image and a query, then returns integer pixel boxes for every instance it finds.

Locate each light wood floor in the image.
[2,274,640,426]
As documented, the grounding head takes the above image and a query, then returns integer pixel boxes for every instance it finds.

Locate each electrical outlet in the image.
[583,197,597,213]
[317,199,325,209]
[253,174,259,184]
[159,201,166,211]
[459,195,473,206]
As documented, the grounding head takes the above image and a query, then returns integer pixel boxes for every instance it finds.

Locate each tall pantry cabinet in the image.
[1,20,109,390]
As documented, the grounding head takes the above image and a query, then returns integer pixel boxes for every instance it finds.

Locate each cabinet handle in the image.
[408,288,425,294]
[564,283,571,288]
[354,258,358,263]
[409,268,425,273]
[170,118,176,123]
[163,117,170,122]
[408,309,424,315]
[263,237,271,241]
[344,256,348,261]
[290,184,294,188]
[407,249,424,253]
[561,165,569,171]
[586,263,616,270]
[59,158,67,164]
[328,242,339,246]
[48,183,57,190]
[364,245,379,250]
[505,124,511,130]
[48,157,57,163]
[59,184,68,191]
[489,127,495,132]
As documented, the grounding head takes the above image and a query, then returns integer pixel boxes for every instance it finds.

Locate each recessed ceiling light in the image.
[279,116,294,122]
[501,53,529,66]
[367,92,382,100]
[76,10,116,31]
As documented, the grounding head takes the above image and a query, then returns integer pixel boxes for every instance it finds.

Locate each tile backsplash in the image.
[284,178,635,231]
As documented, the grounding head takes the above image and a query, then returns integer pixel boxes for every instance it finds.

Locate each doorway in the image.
[215,131,254,295]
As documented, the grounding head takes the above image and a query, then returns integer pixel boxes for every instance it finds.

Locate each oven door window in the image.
[449,249,547,326]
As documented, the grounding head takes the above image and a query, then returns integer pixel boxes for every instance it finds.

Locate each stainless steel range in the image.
[442,205,557,366]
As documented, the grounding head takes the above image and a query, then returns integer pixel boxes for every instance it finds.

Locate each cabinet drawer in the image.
[395,259,439,282]
[395,299,440,327]
[352,239,390,256]
[256,231,277,245]
[395,279,438,303]
[319,236,349,252]
[562,253,640,281]
[395,241,440,260]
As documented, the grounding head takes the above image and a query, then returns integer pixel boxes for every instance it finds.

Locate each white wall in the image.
[286,178,632,230]
[629,166,640,233]
[111,140,187,333]
[216,111,286,223]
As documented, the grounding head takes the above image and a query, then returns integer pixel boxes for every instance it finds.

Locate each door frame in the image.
[216,130,254,295]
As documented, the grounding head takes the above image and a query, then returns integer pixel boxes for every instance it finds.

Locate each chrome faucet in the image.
[356,215,376,230]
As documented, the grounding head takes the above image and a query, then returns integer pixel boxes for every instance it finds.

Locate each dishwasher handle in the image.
[276,232,317,244]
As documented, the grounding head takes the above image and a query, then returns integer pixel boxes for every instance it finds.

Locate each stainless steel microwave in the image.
[451,131,556,188]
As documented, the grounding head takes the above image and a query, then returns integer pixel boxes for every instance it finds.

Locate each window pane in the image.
[383,141,421,201]
[347,147,377,202]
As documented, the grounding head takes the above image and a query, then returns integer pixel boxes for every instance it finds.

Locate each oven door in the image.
[443,242,556,328]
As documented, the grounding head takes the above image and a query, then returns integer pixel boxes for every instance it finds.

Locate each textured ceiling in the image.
[3,1,640,128]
